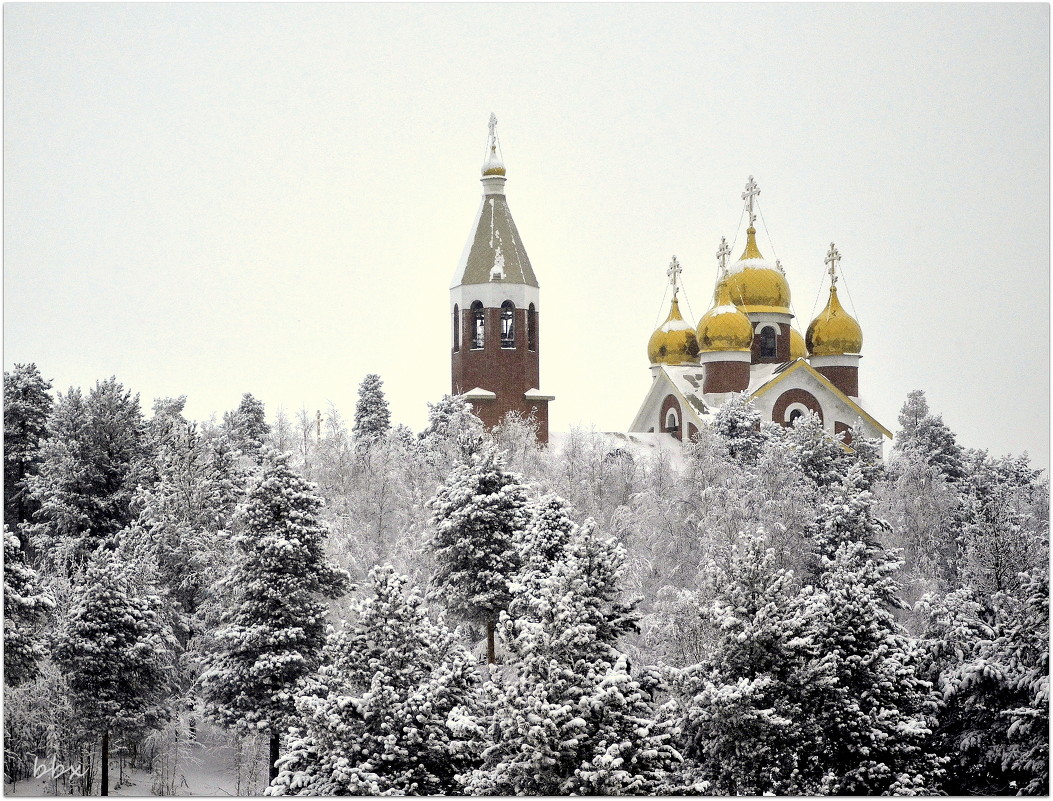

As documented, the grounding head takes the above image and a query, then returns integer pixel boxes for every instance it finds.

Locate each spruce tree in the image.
[3,527,55,685]
[809,466,944,794]
[711,392,766,465]
[53,546,175,795]
[27,377,148,570]
[466,520,679,795]
[677,532,834,795]
[783,409,853,490]
[894,390,966,482]
[223,392,270,463]
[427,448,528,663]
[199,450,349,781]
[268,566,478,796]
[352,373,391,445]
[3,363,53,534]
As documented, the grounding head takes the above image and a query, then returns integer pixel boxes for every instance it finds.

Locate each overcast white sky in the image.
[4,3,1049,471]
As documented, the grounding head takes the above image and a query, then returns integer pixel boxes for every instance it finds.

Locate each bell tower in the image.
[450,115,553,442]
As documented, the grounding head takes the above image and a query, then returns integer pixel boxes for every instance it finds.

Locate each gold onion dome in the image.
[648,296,700,365]
[697,282,754,352]
[806,284,863,355]
[790,327,807,359]
[716,227,792,315]
[482,143,506,176]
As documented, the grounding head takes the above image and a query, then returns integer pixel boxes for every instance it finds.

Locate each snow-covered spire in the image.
[825,241,841,287]
[742,175,761,227]
[666,255,683,298]
[481,113,506,177]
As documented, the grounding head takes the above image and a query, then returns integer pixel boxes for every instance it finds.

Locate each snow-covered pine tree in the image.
[809,466,944,794]
[418,393,486,473]
[710,392,766,465]
[427,448,528,663]
[782,409,854,490]
[3,363,53,534]
[222,392,270,464]
[199,450,350,782]
[3,526,55,685]
[517,492,577,581]
[466,519,679,795]
[27,377,148,571]
[925,566,1049,795]
[267,566,478,796]
[893,390,966,482]
[351,373,391,445]
[53,546,176,795]
[676,531,834,795]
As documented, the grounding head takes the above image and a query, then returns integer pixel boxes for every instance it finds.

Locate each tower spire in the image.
[667,255,683,298]
[482,113,506,176]
[742,175,761,227]
[825,242,841,287]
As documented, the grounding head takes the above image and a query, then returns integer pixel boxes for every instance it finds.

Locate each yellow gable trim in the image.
[751,360,892,438]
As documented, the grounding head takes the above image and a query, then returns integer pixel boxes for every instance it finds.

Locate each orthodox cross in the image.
[716,237,731,274]
[488,112,498,142]
[825,242,841,286]
[667,255,682,297]
[742,175,761,227]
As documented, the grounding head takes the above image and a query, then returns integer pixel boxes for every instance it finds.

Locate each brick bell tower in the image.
[450,115,553,442]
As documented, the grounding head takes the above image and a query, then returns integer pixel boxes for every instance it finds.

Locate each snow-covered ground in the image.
[4,727,269,797]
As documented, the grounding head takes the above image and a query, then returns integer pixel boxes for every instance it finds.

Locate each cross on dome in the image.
[481,113,506,176]
[667,255,682,296]
[716,237,731,274]
[742,176,761,227]
[825,242,841,286]
[488,112,497,140]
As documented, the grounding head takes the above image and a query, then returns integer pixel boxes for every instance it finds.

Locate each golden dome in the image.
[790,326,807,359]
[697,282,754,353]
[806,285,862,355]
[482,144,506,176]
[716,227,792,315]
[648,296,700,365]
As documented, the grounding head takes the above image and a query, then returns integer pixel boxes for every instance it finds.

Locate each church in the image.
[449,119,890,449]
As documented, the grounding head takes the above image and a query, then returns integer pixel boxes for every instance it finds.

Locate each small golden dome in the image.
[648,296,700,365]
[717,227,792,315]
[697,282,754,353]
[806,285,862,355]
[790,327,807,359]
[482,144,506,176]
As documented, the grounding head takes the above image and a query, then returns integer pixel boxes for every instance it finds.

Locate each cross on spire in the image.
[716,236,731,274]
[742,175,761,227]
[825,242,841,286]
[667,255,682,296]
[487,112,498,144]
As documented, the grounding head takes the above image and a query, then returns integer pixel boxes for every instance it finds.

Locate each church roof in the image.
[452,193,538,288]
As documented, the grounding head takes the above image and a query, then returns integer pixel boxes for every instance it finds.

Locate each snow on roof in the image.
[724,256,782,276]
[463,387,497,399]
[453,194,538,288]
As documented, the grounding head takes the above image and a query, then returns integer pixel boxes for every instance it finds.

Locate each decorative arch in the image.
[758,325,777,358]
[470,301,485,349]
[772,388,823,427]
[500,300,516,348]
[660,394,683,441]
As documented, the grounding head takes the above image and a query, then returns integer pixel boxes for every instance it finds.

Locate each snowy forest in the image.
[3,363,1049,796]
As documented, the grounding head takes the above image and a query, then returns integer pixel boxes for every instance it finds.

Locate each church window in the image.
[453,304,460,351]
[788,408,804,425]
[471,301,485,349]
[501,301,515,348]
[665,408,679,431]
[528,303,537,351]
[759,326,777,358]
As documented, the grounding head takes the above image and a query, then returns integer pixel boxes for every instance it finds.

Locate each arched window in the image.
[500,301,515,348]
[452,304,460,352]
[759,325,777,358]
[788,408,804,425]
[665,408,679,431]
[527,303,537,351]
[471,301,485,349]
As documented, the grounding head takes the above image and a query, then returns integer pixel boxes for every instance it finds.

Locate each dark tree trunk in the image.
[269,732,280,783]
[101,730,109,796]
[486,619,496,665]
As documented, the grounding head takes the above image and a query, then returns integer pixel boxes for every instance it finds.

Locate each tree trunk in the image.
[269,732,280,783]
[486,619,496,665]
[101,730,109,796]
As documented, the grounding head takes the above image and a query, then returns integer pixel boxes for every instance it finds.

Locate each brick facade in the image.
[703,360,751,393]
[751,322,790,364]
[451,305,550,442]
[815,365,859,398]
